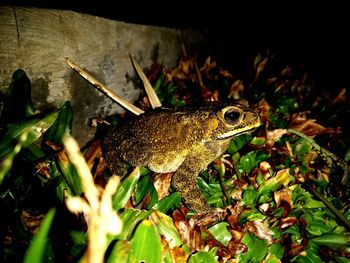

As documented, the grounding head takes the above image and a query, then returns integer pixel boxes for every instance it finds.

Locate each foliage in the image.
[1,49,350,263]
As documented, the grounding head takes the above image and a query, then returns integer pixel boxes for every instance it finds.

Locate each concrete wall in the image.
[0,6,205,145]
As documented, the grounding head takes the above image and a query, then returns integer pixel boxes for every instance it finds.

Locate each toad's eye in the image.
[224,109,240,125]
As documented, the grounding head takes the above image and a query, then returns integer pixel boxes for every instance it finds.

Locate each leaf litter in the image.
[0,49,350,262]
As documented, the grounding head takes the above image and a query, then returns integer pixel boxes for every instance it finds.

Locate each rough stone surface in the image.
[0,6,205,145]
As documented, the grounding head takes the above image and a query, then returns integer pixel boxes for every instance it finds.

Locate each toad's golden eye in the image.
[224,108,240,125]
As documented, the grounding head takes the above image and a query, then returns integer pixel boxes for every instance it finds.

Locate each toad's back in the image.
[103,103,261,213]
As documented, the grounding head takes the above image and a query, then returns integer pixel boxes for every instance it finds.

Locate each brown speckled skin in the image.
[103,103,260,213]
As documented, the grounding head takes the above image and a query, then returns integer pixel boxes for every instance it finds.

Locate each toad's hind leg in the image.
[171,158,215,214]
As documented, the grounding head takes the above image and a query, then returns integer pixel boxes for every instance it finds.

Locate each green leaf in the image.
[276,97,298,115]
[130,220,162,263]
[293,138,312,158]
[21,143,46,162]
[0,130,28,183]
[268,243,284,259]
[312,234,350,249]
[42,101,73,153]
[49,160,74,201]
[303,198,325,209]
[115,209,153,240]
[292,241,322,263]
[239,208,266,224]
[237,150,270,174]
[239,231,268,262]
[135,174,158,209]
[188,251,217,263]
[152,192,181,213]
[106,240,132,263]
[55,152,83,196]
[242,188,258,206]
[152,211,183,248]
[1,69,35,124]
[228,134,252,154]
[208,222,232,245]
[258,169,290,195]
[305,220,334,236]
[23,208,56,263]
[112,167,141,211]
[0,110,59,160]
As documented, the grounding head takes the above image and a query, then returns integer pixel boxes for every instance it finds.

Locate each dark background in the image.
[1,1,349,91]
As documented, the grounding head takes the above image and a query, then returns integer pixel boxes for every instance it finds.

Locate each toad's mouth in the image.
[217,120,261,140]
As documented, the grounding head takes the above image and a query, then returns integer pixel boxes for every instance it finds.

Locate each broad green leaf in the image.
[312,234,350,249]
[268,243,284,259]
[0,110,59,159]
[276,97,298,115]
[69,230,86,259]
[237,150,270,174]
[283,225,302,241]
[208,222,231,245]
[239,208,266,224]
[49,160,74,201]
[1,69,34,124]
[334,256,350,263]
[188,251,217,263]
[0,130,29,183]
[112,167,141,211]
[306,220,334,236]
[115,209,152,240]
[293,138,312,158]
[153,74,166,103]
[130,220,162,263]
[292,241,322,263]
[258,169,290,195]
[106,240,132,263]
[303,198,325,209]
[55,151,82,196]
[42,101,73,153]
[152,211,183,247]
[135,174,158,209]
[242,187,258,206]
[23,208,56,263]
[152,192,181,213]
[264,255,281,263]
[21,144,46,163]
[228,134,252,154]
[238,231,268,262]
[250,136,266,145]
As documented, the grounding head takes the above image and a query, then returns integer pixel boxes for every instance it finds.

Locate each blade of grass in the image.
[23,208,56,263]
[66,57,144,115]
[129,54,162,109]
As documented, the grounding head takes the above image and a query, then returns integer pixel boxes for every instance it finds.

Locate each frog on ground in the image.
[102,101,261,214]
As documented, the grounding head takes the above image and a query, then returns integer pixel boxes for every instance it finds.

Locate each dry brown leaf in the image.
[246,221,275,243]
[229,79,244,100]
[227,202,245,229]
[255,98,271,122]
[274,188,293,217]
[199,56,216,74]
[173,208,203,252]
[280,216,298,229]
[280,65,293,78]
[257,161,272,179]
[21,209,45,234]
[289,112,335,137]
[219,68,234,79]
[152,173,172,200]
[255,57,269,81]
[266,128,288,147]
[330,88,347,105]
[164,243,188,263]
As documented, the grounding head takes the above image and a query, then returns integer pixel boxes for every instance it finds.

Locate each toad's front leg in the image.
[171,157,215,214]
